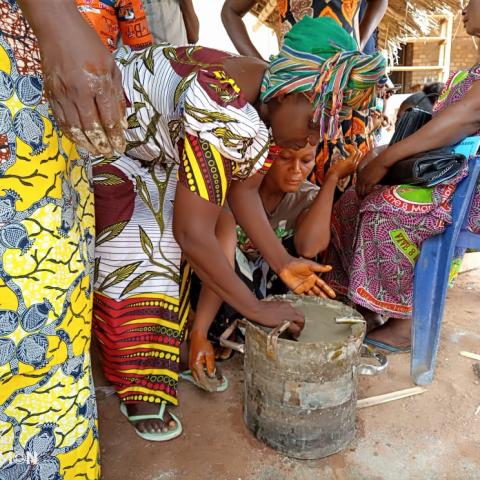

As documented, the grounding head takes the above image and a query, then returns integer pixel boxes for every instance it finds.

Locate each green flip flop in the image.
[119,402,182,442]
[179,369,229,393]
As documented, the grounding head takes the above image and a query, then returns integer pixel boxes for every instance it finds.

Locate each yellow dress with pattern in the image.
[0,2,100,478]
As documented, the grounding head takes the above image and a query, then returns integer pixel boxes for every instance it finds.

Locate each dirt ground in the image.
[94,255,480,480]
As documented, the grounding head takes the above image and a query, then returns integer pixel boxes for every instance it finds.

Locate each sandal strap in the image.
[120,402,167,422]
[158,401,166,419]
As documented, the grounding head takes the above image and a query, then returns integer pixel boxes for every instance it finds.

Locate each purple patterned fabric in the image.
[467,182,480,232]
[325,65,480,318]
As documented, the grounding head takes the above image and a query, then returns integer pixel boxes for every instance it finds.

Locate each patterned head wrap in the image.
[260,16,387,142]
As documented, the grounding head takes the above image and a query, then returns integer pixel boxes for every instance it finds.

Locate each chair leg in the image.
[411,236,453,385]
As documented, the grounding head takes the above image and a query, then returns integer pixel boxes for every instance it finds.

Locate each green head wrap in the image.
[260,16,387,141]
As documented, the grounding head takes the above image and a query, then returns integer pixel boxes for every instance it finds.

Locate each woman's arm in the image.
[17,0,126,156]
[189,208,236,383]
[228,173,289,272]
[180,0,200,43]
[228,174,335,297]
[294,175,337,258]
[357,81,480,196]
[173,183,305,332]
[190,208,236,339]
[359,0,388,51]
[221,0,264,59]
[295,149,362,258]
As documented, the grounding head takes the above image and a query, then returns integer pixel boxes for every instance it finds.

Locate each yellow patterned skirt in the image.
[0,30,100,479]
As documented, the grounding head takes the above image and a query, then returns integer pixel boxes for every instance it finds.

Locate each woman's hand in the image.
[189,330,216,384]
[328,145,364,180]
[356,153,389,198]
[381,113,392,129]
[249,300,305,338]
[41,36,126,156]
[21,1,127,156]
[368,109,384,134]
[279,258,336,298]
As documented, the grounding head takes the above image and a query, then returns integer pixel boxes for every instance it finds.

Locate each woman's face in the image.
[266,144,316,193]
[268,93,321,149]
[463,0,480,36]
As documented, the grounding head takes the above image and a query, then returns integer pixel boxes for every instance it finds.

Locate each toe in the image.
[135,420,147,433]
[146,422,157,434]
[162,411,177,430]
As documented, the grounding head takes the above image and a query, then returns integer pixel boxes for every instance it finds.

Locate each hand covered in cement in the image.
[39,8,126,156]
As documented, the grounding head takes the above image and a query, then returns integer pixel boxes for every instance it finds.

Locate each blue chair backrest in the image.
[451,136,480,230]
[453,135,480,158]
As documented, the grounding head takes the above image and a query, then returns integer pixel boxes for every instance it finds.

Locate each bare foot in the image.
[367,317,411,349]
[126,402,177,434]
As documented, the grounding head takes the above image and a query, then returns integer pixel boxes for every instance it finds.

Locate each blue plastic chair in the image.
[412,136,480,385]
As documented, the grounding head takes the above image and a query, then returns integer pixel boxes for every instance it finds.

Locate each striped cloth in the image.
[261,16,386,142]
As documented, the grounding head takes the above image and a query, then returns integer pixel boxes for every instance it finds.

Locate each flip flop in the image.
[119,402,182,442]
[179,369,229,393]
[365,337,411,353]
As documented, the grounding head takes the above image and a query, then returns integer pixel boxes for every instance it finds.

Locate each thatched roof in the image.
[250,0,279,32]
[250,0,463,53]
[378,0,462,54]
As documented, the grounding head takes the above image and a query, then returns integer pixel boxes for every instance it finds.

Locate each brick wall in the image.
[409,14,480,89]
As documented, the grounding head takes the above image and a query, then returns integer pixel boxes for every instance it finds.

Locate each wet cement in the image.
[295,303,353,344]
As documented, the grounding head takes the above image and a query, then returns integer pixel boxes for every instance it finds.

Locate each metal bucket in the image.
[220,295,387,459]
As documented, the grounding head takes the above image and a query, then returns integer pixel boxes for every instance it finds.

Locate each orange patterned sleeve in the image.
[77,0,153,52]
[76,0,120,52]
[116,0,153,50]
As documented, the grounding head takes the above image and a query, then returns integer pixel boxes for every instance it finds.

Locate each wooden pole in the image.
[460,351,480,361]
[442,13,454,82]
[387,65,444,72]
[357,387,427,409]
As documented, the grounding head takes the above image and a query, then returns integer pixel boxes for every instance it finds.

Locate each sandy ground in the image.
[94,255,480,480]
